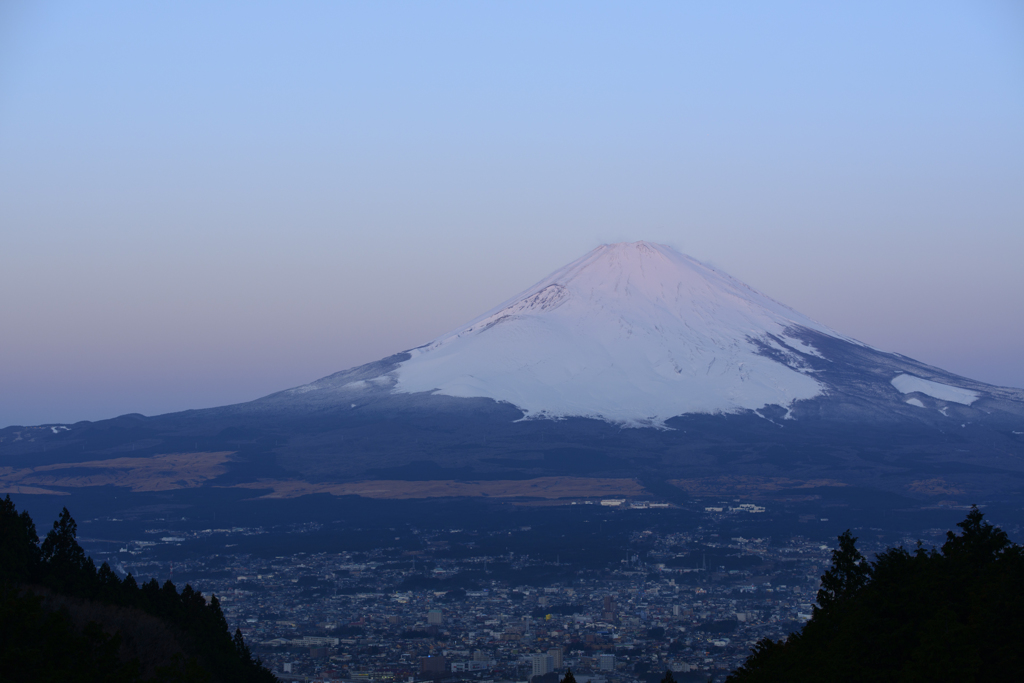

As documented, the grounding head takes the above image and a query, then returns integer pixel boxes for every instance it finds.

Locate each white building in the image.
[532,653,554,677]
[292,636,339,647]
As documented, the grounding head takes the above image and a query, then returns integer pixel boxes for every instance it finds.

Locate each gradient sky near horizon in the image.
[2,1,1023,427]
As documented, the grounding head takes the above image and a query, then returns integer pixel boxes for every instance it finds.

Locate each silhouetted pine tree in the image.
[0,495,40,584]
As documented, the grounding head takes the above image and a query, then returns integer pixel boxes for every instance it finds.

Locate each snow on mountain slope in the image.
[891,374,979,406]
[390,241,854,426]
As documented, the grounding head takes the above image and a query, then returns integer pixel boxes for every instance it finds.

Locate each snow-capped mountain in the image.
[5,241,1024,503]
[390,241,844,426]
[282,241,1014,428]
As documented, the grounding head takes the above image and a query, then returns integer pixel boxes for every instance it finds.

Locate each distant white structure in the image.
[292,636,338,647]
[532,653,554,677]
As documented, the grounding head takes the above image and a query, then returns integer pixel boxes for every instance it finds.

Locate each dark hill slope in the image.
[727,508,1024,682]
[0,496,275,683]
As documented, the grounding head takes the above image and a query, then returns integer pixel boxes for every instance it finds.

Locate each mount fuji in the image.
[342,241,842,427]
[3,242,1024,504]
[267,241,1019,427]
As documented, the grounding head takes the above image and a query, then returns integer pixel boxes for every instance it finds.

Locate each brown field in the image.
[668,476,848,498]
[231,477,647,500]
[0,452,234,493]
[0,484,70,496]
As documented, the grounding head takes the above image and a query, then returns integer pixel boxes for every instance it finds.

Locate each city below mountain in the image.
[3,241,1023,506]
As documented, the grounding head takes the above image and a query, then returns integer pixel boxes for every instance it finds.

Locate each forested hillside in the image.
[0,496,277,682]
[727,507,1024,682]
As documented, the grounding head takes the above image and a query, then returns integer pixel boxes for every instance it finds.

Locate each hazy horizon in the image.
[2,1,1022,427]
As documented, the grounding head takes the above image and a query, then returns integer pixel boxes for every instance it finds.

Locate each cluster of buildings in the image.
[110,506,848,683]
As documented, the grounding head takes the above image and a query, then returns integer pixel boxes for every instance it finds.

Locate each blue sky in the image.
[2,1,1022,426]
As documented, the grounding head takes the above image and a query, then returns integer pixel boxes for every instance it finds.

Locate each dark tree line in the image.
[1,496,277,682]
[726,507,1024,682]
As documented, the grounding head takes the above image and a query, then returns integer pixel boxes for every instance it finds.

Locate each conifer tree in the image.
[233,627,252,661]
[40,506,87,573]
[814,529,869,614]
[0,495,40,582]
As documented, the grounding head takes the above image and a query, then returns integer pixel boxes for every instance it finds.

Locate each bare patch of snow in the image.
[891,374,979,406]
[905,398,926,408]
[782,337,824,359]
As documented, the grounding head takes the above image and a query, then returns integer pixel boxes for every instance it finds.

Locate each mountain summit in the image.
[389,241,847,425]
[275,240,1019,433]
